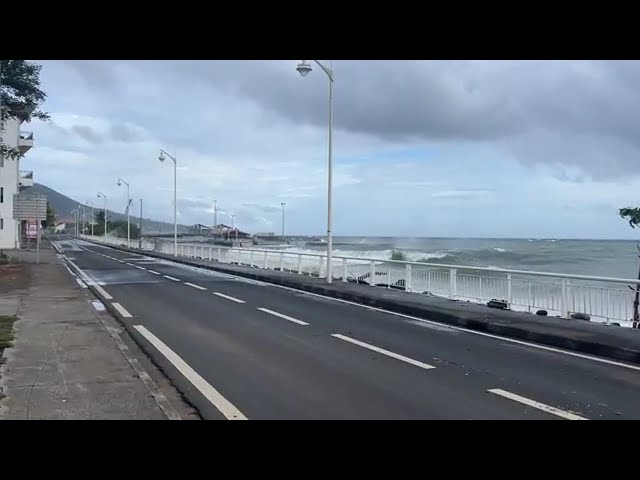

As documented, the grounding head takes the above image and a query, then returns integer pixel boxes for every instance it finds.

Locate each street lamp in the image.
[159,149,177,256]
[296,60,334,283]
[281,202,286,242]
[230,214,237,241]
[97,192,107,240]
[71,209,76,237]
[88,202,94,236]
[117,178,131,248]
[213,200,217,232]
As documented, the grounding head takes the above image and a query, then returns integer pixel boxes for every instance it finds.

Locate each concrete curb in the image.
[86,240,640,366]
[58,250,200,419]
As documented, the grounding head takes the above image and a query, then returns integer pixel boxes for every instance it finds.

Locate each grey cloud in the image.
[71,125,104,144]
[110,124,143,143]
[156,60,640,179]
[241,203,281,213]
[49,60,640,181]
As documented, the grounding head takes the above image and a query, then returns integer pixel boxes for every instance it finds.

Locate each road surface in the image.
[54,238,640,420]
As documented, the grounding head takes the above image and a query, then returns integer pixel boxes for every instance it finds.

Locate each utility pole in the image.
[139,198,143,248]
[281,202,286,242]
[213,200,217,236]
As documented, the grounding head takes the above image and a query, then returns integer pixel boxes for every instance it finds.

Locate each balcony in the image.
[19,131,34,154]
[19,170,33,189]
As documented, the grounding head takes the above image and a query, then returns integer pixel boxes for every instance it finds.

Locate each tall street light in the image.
[159,149,177,256]
[71,209,76,237]
[117,178,131,248]
[97,192,107,240]
[139,198,143,248]
[230,214,236,241]
[87,201,94,236]
[213,200,217,232]
[281,202,286,242]
[296,60,334,283]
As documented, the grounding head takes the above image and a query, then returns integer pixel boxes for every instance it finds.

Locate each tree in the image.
[0,60,50,161]
[619,207,640,328]
[95,209,105,226]
[42,202,55,229]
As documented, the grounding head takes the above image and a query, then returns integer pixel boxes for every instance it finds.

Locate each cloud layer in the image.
[22,60,640,238]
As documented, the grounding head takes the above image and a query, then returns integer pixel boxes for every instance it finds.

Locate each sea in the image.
[282,237,640,280]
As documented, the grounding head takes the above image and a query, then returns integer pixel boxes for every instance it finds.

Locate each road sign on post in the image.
[13,193,47,220]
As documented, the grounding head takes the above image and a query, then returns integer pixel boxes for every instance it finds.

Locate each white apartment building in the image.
[0,107,35,249]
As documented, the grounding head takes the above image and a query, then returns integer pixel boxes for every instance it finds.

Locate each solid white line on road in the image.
[487,388,588,420]
[163,275,181,282]
[184,282,207,291]
[148,270,161,275]
[112,302,133,318]
[134,265,148,271]
[117,260,126,263]
[213,292,245,304]
[133,325,247,420]
[125,263,136,267]
[257,308,309,326]
[331,334,436,371]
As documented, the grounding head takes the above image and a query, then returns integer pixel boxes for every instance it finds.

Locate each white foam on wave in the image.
[493,248,509,253]
[280,246,450,263]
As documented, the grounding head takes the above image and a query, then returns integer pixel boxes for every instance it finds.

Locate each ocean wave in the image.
[493,248,508,253]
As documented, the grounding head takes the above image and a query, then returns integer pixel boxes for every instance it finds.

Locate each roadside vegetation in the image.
[619,207,640,328]
[0,315,17,349]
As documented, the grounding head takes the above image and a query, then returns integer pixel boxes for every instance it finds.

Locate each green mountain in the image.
[28,183,191,234]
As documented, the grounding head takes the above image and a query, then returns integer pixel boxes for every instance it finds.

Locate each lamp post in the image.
[139,198,143,248]
[87,202,94,236]
[117,178,131,247]
[281,202,286,242]
[71,209,76,237]
[230,214,237,241]
[213,200,217,234]
[159,149,177,256]
[97,192,107,239]
[296,60,334,283]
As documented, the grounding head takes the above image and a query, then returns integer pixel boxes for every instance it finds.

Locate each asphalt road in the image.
[54,238,640,420]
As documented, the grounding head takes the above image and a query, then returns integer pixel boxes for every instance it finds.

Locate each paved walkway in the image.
[0,243,198,420]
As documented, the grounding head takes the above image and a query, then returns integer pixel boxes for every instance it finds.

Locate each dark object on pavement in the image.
[487,299,508,309]
[536,310,548,316]
[571,312,591,321]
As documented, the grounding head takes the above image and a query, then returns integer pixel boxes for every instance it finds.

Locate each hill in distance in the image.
[29,183,191,234]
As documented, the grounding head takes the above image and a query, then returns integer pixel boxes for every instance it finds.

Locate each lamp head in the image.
[117,179,122,187]
[296,61,312,77]
[159,151,166,163]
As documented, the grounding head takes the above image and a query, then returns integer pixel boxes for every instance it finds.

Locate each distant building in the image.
[190,223,213,235]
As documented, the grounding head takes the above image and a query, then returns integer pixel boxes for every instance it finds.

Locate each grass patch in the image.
[0,251,10,265]
[0,315,17,349]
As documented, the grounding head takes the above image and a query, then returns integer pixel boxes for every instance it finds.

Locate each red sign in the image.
[26,221,38,239]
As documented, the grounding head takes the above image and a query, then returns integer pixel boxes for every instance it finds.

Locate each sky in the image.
[20,60,640,239]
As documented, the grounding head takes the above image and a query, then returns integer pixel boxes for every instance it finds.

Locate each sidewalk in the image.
[98,241,640,366]
[0,243,198,420]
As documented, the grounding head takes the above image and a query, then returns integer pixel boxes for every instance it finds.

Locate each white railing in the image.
[78,234,640,327]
